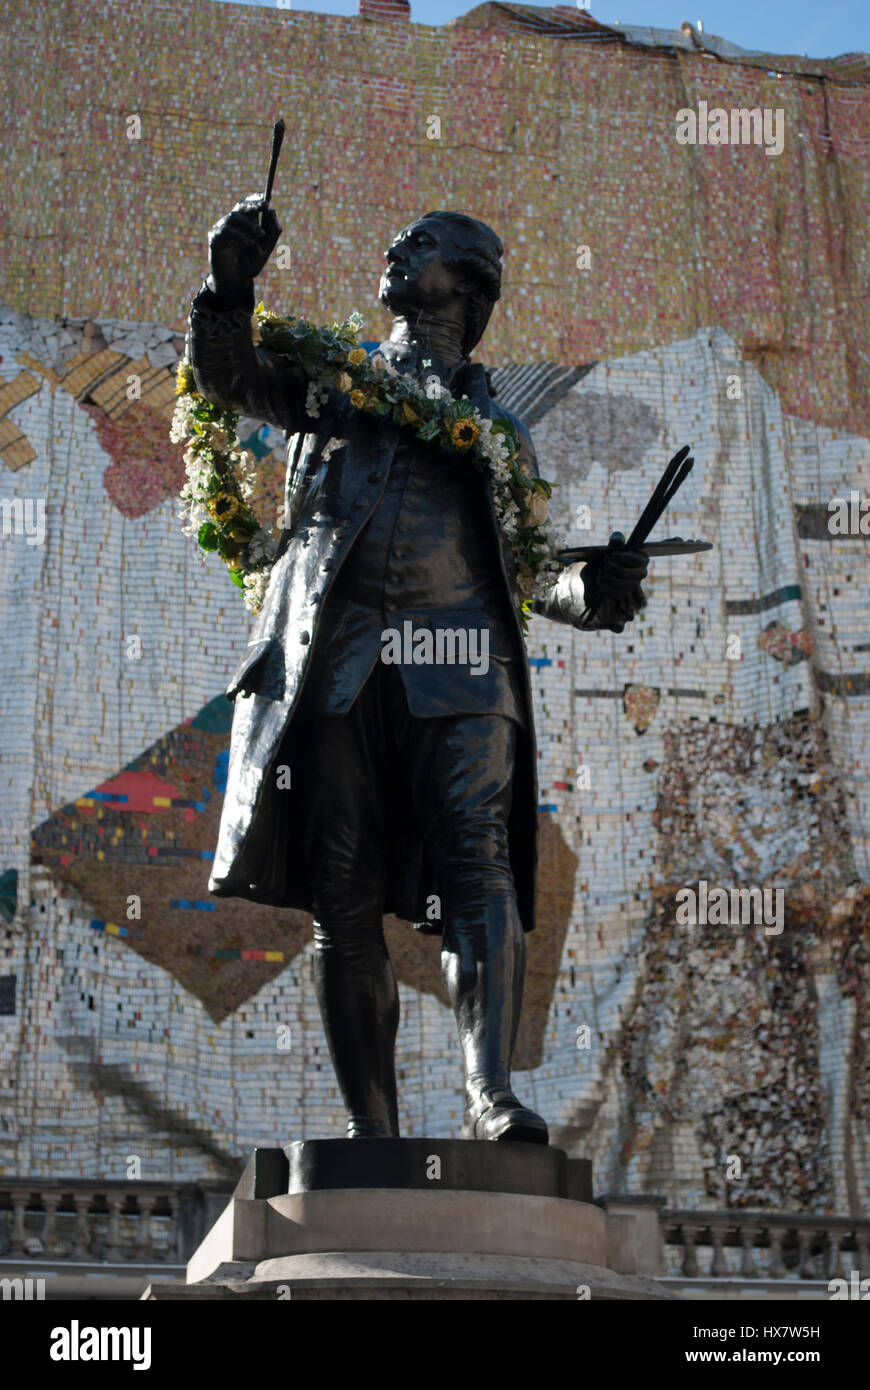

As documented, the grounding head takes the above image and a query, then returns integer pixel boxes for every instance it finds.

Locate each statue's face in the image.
[378,218,472,316]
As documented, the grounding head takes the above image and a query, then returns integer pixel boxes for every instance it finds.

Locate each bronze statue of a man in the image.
[187,196,649,1143]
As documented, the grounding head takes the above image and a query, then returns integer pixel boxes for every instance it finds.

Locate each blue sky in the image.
[213,0,868,60]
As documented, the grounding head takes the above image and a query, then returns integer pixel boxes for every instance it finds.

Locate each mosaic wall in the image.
[1,0,869,1213]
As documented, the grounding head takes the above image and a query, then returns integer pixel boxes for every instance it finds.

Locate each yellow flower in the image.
[450,417,479,451]
[347,347,368,366]
[175,362,195,396]
[207,492,239,523]
[349,389,367,409]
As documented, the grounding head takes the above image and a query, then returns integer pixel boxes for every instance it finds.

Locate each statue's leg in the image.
[405,711,548,1143]
[290,675,400,1138]
[311,915,400,1139]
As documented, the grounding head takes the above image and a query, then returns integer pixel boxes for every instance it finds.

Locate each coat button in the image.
[300,631,310,644]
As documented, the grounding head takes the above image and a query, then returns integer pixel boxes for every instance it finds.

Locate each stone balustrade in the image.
[662,1209,870,1281]
[0,1179,233,1267]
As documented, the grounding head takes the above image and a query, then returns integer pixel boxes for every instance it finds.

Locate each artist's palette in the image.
[557,538,713,562]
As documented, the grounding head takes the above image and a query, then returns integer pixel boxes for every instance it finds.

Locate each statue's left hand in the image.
[581,532,649,629]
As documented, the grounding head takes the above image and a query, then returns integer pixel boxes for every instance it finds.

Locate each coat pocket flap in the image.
[226,640,285,701]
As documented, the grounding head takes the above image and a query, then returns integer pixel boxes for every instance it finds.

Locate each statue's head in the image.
[378,211,503,357]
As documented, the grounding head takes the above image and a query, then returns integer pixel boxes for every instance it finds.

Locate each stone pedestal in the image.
[143,1142,678,1300]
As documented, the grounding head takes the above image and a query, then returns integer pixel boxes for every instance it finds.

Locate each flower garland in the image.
[172,305,561,623]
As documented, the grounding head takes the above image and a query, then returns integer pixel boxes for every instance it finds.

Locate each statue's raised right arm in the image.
[186,194,308,434]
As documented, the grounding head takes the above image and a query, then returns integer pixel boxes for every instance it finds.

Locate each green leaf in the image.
[198,522,219,551]
[216,533,239,560]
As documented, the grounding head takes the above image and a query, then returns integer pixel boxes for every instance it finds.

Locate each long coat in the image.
[187,290,609,933]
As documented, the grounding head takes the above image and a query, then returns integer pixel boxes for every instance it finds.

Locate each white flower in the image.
[182,451,211,496]
[242,568,270,614]
[170,397,196,443]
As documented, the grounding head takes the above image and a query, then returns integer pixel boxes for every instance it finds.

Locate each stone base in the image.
[145,1251,670,1300]
[142,1141,679,1302]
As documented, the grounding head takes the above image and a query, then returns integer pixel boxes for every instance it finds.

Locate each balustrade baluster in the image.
[709,1221,729,1277]
[768,1226,787,1279]
[681,1221,700,1277]
[797,1226,818,1279]
[71,1191,92,1260]
[826,1226,846,1280]
[40,1190,64,1257]
[738,1223,759,1277]
[9,1192,28,1257]
[105,1193,125,1263]
[137,1194,156,1263]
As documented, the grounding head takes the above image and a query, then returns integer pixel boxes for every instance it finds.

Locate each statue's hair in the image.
[416,210,503,356]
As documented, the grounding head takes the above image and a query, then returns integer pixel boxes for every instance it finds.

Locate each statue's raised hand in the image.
[207,195,282,306]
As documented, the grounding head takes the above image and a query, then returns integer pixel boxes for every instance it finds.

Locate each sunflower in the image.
[207,492,240,523]
[175,361,195,396]
[450,417,479,451]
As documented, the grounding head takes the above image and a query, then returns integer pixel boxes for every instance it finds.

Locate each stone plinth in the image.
[143,1142,678,1301]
